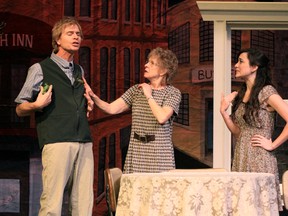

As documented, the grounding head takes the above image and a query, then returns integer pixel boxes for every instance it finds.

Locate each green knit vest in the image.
[35,58,92,149]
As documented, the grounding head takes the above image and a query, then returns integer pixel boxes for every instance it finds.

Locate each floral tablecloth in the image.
[116,171,279,216]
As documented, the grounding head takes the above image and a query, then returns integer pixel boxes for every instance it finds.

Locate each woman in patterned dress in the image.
[220,48,288,211]
[84,47,181,174]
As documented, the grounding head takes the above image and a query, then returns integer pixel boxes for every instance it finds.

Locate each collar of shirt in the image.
[50,52,74,69]
[50,52,74,84]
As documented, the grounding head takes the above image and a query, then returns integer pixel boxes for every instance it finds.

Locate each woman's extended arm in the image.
[83,77,129,115]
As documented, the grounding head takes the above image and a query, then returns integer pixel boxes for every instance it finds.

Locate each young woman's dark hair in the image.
[231,48,274,126]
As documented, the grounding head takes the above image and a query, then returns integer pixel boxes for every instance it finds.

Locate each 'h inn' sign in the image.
[0,25,34,49]
[0,20,34,49]
[0,14,52,55]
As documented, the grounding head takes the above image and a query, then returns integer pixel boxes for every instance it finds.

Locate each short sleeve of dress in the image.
[163,86,182,115]
[258,85,278,104]
[121,84,140,107]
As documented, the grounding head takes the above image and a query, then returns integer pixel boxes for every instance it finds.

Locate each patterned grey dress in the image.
[232,85,282,210]
[121,84,181,174]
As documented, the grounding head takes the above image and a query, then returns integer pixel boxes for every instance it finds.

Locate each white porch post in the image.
[213,20,231,170]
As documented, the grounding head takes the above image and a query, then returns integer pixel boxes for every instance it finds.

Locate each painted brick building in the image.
[0,0,170,214]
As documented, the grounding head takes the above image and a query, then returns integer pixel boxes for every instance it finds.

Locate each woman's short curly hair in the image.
[148,47,178,83]
[51,17,83,53]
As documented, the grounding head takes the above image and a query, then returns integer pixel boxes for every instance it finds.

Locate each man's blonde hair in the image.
[51,17,83,53]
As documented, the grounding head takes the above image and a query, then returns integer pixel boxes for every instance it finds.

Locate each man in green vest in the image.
[15,17,94,215]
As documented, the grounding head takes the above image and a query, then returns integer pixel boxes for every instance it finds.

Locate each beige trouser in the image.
[38,142,94,216]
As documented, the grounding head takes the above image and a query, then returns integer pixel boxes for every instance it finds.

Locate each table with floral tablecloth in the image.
[116,171,280,216]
